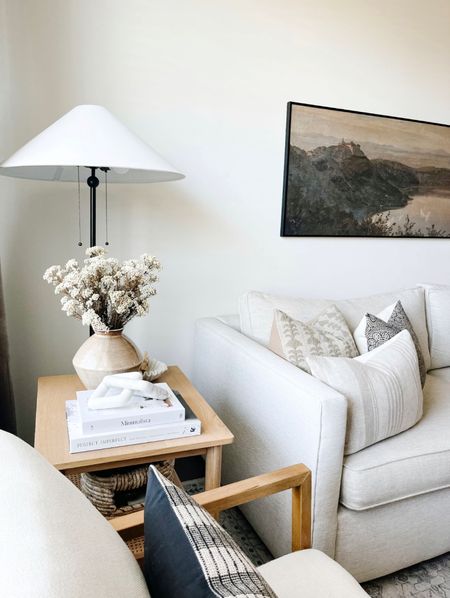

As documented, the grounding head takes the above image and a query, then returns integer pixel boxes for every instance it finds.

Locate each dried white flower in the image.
[85,246,106,258]
[44,246,161,332]
[65,259,79,270]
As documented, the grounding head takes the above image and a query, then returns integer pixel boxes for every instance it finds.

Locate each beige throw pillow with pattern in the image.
[269,305,358,373]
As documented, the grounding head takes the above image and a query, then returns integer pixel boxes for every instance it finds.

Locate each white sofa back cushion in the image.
[239,288,430,370]
[419,283,450,370]
[307,330,423,455]
[0,431,150,598]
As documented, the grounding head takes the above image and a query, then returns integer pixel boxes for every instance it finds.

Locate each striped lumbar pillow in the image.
[307,330,423,455]
[144,466,276,598]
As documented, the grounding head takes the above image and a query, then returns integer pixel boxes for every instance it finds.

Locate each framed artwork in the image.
[281,102,450,237]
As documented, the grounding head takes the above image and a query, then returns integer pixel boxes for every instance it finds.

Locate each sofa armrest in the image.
[192,317,347,558]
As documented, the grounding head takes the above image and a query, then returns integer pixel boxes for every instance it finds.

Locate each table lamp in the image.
[0,104,184,247]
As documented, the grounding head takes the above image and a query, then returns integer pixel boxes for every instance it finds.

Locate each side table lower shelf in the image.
[66,470,157,561]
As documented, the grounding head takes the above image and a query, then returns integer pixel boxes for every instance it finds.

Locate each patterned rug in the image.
[185,478,450,596]
[362,553,450,597]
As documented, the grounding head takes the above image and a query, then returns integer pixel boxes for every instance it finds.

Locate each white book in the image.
[77,383,185,435]
[66,400,201,454]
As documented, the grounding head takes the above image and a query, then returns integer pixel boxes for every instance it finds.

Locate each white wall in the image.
[1,0,449,442]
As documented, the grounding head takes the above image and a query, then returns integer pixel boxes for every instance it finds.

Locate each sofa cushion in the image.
[258,549,369,597]
[419,283,450,369]
[269,306,358,373]
[239,288,430,370]
[0,431,150,598]
[341,368,450,510]
[307,331,423,455]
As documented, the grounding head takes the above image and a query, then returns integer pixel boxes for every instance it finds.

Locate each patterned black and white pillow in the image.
[354,300,426,386]
[144,466,276,598]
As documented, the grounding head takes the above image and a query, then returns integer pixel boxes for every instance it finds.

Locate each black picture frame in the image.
[281,102,450,238]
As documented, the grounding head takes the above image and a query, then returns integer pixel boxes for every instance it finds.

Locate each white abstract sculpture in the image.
[88,371,170,410]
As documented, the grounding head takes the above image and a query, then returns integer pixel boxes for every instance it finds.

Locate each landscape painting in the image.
[281,103,450,237]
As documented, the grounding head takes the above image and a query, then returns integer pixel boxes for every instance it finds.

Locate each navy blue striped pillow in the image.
[144,466,276,598]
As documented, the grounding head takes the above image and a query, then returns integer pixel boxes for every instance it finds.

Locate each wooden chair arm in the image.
[196,463,311,551]
[110,463,311,552]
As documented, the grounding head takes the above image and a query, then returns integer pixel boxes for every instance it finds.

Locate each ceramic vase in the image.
[72,329,143,389]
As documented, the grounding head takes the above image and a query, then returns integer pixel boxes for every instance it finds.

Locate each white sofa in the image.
[193,285,450,582]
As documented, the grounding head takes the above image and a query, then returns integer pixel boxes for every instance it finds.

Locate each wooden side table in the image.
[34,366,234,491]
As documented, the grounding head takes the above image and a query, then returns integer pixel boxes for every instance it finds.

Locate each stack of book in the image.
[65,383,201,453]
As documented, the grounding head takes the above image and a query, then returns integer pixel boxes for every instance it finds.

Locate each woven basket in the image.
[78,460,179,517]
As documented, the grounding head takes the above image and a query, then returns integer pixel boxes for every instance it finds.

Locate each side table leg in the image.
[205,445,222,491]
[205,446,222,520]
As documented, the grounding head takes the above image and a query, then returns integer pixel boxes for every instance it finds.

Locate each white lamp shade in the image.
[0,105,184,183]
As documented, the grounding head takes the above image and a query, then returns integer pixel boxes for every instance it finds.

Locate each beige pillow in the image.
[307,330,423,455]
[269,305,358,373]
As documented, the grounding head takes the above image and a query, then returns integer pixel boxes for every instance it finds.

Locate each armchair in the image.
[0,430,368,597]
[110,462,367,597]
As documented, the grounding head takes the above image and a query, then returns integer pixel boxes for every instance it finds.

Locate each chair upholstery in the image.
[341,369,450,510]
[258,549,368,597]
[0,431,150,598]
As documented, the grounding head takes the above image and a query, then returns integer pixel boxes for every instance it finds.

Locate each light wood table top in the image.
[34,367,234,484]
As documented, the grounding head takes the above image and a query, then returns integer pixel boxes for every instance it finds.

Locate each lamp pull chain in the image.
[77,166,83,246]
[105,168,109,246]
